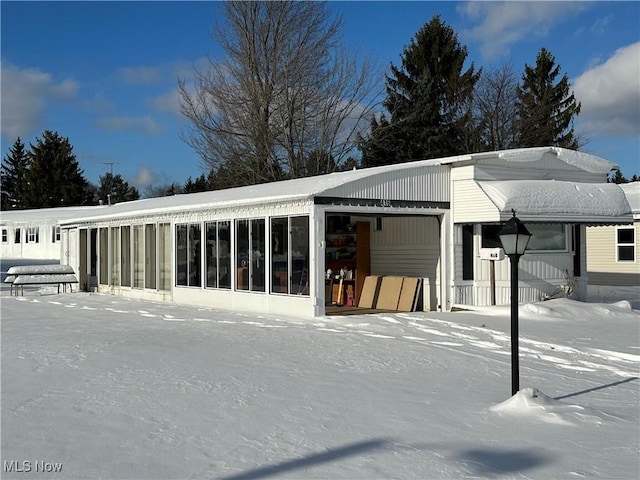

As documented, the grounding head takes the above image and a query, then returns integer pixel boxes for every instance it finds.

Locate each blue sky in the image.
[2,1,639,191]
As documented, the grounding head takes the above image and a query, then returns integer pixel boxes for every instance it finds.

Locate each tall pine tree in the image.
[22,130,94,208]
[97,173,140,204]
[359,15,480,167]
[1,137,29,210]
[516,48,581,149]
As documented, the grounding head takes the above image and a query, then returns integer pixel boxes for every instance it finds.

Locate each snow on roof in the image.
[6,147,619,226]
[619,182,640,217]
[478,180,632,223]
[490,147,618,174]
[0,205,105,225]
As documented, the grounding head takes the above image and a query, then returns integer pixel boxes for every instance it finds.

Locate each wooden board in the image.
[397,277,420,312]
[376,276,403,311]
[358,276,379,308]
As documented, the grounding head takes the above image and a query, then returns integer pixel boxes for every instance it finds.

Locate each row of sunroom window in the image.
[94,215,310,295]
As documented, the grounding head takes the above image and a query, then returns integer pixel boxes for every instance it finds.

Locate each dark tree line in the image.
[358,16,583,167]
[1,131,139,210]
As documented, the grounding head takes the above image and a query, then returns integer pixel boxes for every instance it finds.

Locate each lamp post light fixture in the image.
[498,209,532,396]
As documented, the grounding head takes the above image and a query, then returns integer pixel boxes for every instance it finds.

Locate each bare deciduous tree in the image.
[179,1,379,186]
[474,63,519,151]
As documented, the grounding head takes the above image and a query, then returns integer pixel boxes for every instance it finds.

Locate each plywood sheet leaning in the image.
[376,276,404,311]
[358,276,380,308]
[398,277,421,312]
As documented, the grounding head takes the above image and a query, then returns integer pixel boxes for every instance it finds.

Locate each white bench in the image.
[5,265,78,296]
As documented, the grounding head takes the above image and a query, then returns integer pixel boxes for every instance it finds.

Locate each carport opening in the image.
[323,212,440,315]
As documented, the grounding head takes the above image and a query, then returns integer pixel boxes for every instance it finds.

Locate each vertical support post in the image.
[510,254,520,395]
[489,260,496,306]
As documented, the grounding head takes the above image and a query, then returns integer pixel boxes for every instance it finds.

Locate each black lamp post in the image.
[498,209,532,395]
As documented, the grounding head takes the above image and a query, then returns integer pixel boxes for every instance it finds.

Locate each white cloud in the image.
[458,1,590,60]
[117,66,162,85]
[131,165,158,187]
[573,43,640,138]
[0,63,78,139]
[151,89,183,117]
[94,116,163,134]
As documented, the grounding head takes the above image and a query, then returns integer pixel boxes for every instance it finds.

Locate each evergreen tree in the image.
[359,15,480,167]
[22,130,94,208]
[516,48,581,149]
[1,137,29,210]
[97,172,140,204]
[609,169,629,184]
[183,174,210,194]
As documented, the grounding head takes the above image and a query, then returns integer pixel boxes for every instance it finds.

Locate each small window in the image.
[1,229,7,243]
[14,228,21,244]
[27,227,39,244]
[52,225,61,243]
[617,227,635,262]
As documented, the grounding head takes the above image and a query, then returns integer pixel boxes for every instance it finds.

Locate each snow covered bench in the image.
[6,265,78,296]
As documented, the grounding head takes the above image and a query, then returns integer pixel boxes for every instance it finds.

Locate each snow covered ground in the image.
[1,283,638,479]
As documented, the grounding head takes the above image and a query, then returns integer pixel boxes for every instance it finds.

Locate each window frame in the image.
[481,223,568,253]
[616,226,636,262]
[205,220,232,290]
[270,216,310,296]
[26,226,39,244]
[52,225,61,243]
[1,228,7,243]
[235,218,266,292]
[175,223,202,288]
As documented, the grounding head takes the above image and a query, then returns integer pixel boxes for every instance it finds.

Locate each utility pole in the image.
[103,162,115,175]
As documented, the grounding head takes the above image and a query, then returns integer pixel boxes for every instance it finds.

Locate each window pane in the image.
[618,245,635,262]
[291,216,309,295]
[271,218,289,294]
[14,228,20,244]
[188,224,201,287]
[133,225,144,288]
[236,220,249,290]
[176,225,188,286]
[617,228,634,244]
[481,225,502,248]
[145,224,157,289]
[158,223,171,291]
[218,221,231,289]
[527,224,565,251]
[111,227,120,286]
[121,226,131,287]
[206,223,218,288]
[251,219,265,292]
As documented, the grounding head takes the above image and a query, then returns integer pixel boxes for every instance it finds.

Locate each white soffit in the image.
[478,180,633,224]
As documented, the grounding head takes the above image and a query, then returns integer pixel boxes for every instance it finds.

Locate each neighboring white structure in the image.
[1,206,102,260]
[6,147,633,317]
[586,182,640,286]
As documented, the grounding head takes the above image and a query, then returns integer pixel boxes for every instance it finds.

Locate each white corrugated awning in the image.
[477,180,633,224]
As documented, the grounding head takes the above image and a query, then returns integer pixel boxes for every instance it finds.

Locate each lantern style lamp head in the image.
[499,209,532,257]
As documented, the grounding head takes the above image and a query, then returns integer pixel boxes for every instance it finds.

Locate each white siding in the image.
[369,216,440,279]
[326,165,450,202]
[452,179,499,223]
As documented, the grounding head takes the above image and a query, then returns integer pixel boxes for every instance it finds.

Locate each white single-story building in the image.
[586,182,640,286]
[1,205,102,261]
[3,147,632,317]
